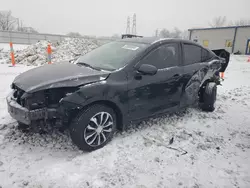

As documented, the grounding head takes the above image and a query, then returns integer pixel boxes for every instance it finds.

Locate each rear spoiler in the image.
[211,49,230,72]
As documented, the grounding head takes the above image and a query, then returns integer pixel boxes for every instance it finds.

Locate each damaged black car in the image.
[6,37,230,151]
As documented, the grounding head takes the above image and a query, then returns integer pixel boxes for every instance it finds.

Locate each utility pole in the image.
[126,16,130,34]
[131,13,136,35]
[16,18,20,31]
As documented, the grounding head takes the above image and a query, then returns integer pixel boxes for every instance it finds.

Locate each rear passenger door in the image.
[180,43,207,106]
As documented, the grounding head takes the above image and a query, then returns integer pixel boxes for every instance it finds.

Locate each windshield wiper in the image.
[77,62,101,71]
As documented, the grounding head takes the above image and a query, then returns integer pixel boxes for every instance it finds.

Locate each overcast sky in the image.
[1,0,250,36]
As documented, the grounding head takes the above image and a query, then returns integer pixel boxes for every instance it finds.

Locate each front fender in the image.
[61,81,109,106]
[60,80,127,118]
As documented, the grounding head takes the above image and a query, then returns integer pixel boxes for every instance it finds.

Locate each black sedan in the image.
[7,37,230,151]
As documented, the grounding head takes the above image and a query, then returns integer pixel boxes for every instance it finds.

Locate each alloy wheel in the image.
[83,112,113,147]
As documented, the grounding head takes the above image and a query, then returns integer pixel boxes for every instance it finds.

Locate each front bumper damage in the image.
[6,91,58,125]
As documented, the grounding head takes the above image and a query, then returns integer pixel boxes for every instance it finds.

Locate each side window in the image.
[201,48,214,62]
[201,49,212,62]
[140,43,179,69]
[201,49,209,62]
[183,43,202,65]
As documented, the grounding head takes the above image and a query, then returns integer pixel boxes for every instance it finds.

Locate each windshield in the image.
[75,41,148,71]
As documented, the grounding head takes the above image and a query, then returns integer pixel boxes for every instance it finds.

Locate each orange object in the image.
[220,72,224,79]
[247,56,250,62]
[47,44,52,54]
[10,42,15,66]
[47,44,52,64]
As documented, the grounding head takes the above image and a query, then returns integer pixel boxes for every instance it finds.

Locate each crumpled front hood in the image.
[13,63,110,93]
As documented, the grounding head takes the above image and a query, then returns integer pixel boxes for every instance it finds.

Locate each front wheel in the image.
[200,82,217,112]
[69,104,116,151]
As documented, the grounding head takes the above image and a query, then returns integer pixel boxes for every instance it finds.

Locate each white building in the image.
[188,25,250,55]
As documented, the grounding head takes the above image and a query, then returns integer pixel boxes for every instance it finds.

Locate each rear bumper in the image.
[6,91,58,125]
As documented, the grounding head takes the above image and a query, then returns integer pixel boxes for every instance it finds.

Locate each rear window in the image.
[184,43,214,65]
[183,43,202,65]
[202,49,214,62]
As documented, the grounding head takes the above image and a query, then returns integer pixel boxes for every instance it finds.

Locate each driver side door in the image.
[127,42,183,121]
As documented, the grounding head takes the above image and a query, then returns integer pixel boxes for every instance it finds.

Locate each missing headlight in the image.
[45,87,79,107]
[25,91,46,110]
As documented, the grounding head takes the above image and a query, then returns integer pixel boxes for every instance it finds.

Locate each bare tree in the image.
[171,27,182,38]
[20,26,38,33]
[209,16,227,27]
[159,29,171,38]
[228,19,250,26]
[181,30,189,39]
[111,34,120,39]
[0,11,17,31]
[159,28,183,38]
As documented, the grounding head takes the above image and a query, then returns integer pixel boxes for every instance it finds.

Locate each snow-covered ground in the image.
[0,44,29,52]
[0,55,250,188]
[0,38,102,66]
[0,44,29,65]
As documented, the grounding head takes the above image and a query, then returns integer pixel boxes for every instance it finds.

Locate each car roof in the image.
[116,37,196,45]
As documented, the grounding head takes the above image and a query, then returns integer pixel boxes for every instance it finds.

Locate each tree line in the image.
[155,17,249,39]
[0,10,38,33]
[209,16,250,27]
[1,11,249,38]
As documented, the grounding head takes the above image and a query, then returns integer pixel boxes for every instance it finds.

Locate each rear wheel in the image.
[200,82,217,112]
[69,104,116,151]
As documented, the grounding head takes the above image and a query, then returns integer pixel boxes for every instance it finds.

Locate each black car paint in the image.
[56,39,222,129]
[60,70,129,129]
[13,63,110,93]
[180,46,222,107]
[7,38,228,131]
[117,41,181,120]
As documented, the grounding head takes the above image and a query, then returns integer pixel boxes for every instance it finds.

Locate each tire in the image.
[69,104,116,151]
[200,82,217,112]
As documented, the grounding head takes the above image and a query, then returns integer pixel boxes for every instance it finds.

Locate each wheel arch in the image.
[76,100,124,131]
[198,68,220,103]
[198,77,217,103]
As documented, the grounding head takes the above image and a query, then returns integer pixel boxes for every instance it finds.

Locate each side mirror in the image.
[137,64,157,75]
